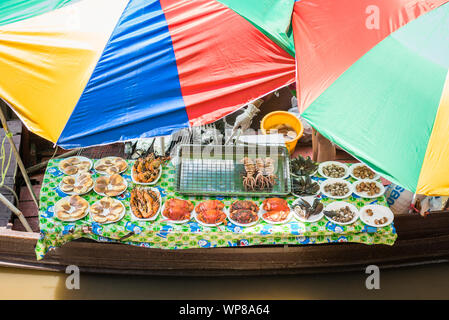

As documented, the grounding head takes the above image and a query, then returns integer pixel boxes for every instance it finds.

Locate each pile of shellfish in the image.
[195,200,227,225]
[60,172,93,195]
[55,195,89,221]
[94,157,128,175]
[59,157,91,175]
[90,197,124,223]
[162,198,194,221]
[130,188,160,219]
[132,153,168,184]
[94,174,127,196]
[229,200,259,225]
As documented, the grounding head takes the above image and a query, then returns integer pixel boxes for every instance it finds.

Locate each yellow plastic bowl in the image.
[260,111,304,154]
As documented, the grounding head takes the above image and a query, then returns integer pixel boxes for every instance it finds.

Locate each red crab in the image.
[262,198,290,222]
[229,200,259,224]
[163,198,194,221]
[195,200,226,224]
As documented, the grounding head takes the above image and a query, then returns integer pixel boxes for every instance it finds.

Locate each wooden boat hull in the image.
[1,211,449,276]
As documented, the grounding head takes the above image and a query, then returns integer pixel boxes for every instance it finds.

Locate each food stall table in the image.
[35,159,397,260]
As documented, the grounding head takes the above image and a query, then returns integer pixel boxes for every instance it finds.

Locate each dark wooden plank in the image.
[0,120,22,226]
[18,201,38,218]
[19,185,41,202]
[12,216,39,232]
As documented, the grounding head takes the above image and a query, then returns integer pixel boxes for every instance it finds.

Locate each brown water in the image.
[1,262,449,299]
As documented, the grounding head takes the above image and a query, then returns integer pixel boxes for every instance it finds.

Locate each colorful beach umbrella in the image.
[0,0,296,149]
[292,0,449,195]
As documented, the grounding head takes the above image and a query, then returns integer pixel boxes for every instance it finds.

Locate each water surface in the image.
[1,262,449,299]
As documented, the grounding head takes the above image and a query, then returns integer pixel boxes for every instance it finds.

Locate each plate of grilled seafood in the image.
[323,201,359,225]
[292,197,324,223]
[318,161,349,179]
[259,198,292,225]
[131,153,163,185]
[353,180,385,199]
[291,175,320,197]
[290,155,318,177]
[227,200,260,227]
[93,174,128,197]
[59,172,94,195]
[94,156,128,175]
[161,198,194,223]
[55,195,89,222]
[89,197,125,224]
[58,156,92,175]
[359,204,393,227]
[320,178,353,199]
[194,200,227,227]
[349,163,380,180]
[130,187,161,221]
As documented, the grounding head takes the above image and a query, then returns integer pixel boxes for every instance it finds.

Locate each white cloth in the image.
[232,103,260,133]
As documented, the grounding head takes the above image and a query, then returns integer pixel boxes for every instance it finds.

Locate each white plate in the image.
[58,173,94,196]
[359,205,394,227]
[291,178,321,197]
[54,196,89,222]
[227,201,261,227]
[93,177,128,197]
[320,178,353,199]
[131,164,162,185]
[58,156,93,175]
[349,163,380,180]
[259,200,292,225]
[89,199,126,225]
[130,187,161,221]
[291,168,318,178]
[160,200,193,224]
[318,161,349,179]
[324,201,359,225]
[353,180,385,199]
[94,156,128,175]
[291,197,324,223]
[193,202,227,227]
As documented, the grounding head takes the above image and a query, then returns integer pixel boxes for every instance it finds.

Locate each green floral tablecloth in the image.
[35,159,397,260]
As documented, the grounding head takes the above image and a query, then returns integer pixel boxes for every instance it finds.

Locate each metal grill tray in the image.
[175,144,291,197]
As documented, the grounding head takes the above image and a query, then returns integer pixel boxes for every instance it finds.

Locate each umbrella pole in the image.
[0,105,39,209]
[0,193,32,232]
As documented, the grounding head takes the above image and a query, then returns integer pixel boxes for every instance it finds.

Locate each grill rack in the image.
[175,144,291,197]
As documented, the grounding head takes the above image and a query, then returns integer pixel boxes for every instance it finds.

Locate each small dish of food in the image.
[266,123,298,142]
[349,163,379,180]
[161,198,194,224]
[292,197,324,223]
[290,155,318,177]
[359,205,394,228]
[89,197,125,224]
[318,161,349,179]
[353,180,385,199]
[323,201,359,225]
[58,156,92,175]
[291,176,320,197]
[54,195,89,222]
[130,187,161,221]
[94,156,128,175]
[228,200,260,227]
[320,179,353,199]
[131,154,164,185]
[59,172,94,195]
[93,174,128,197]
[259,198,292,225]
[194,200,227,227]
